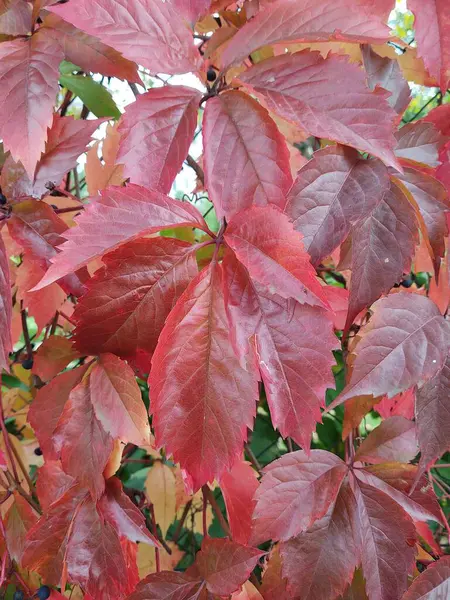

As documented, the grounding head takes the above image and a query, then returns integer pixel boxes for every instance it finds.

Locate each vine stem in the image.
[172,500,192,544]
[149,503,161,572]
[202,487,208,537]
[201,486,231,537]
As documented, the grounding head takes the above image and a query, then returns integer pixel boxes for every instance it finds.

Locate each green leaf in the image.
[59,74,121,119]
[59,60,81,75]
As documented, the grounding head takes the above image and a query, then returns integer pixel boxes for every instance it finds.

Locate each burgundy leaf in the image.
[402,555,450,600]
[203,90,292,221]
[332,293,450,406]
[345,181,418,331]
[0,232,12,371]
[222,0,390,67]
[220,460,259,545]
[49,0,200,75]
[251,450,348,544]
[0,0,31,35]
[149,262,258,491]
[35,460,77,512]
[118,86,201,194]
[354,417,418,465]
[284,145,389,265]
[73,237,198,363]
[5,493,38,562]
[0,30,63,177]
[34,184,208,290]
[127,571,204,600]
[224,206,329,308]
[394,122,447,169]
[238,50,399,170]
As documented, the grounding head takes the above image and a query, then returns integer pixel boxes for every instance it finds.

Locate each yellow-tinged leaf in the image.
[145,462,177,535]
[12,363,32,388]
[103,439,125,479]
[137,540,184,578]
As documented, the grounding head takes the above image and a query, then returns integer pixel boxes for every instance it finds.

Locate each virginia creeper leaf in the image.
[150,262,258,491]
[332,293,450,406]
[394,122,446,169]
[203,90,292,221]
[402,555,450,600]
[284,145,389,265]
[32,335,80,381]
[251,450,348,544]
[354,416,418,465]
[224,206,329,308]
[220,460,259,545]
[127,571,204,600]
[35,460,77,512]
[59,74,121,119]
[0,30,63,177]
[222,0,391,67]
[0,232,12,371]
[238,50,399,170]
[117,86,201,194]
[35,184,208,290]
[49,0,200,75]
[0,0,31,35]
[5,493,38,562]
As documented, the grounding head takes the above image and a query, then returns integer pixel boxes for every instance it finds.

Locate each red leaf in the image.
[224,206,329,308]
[35,460,77,512]
[354,479,416,600]
[402,555,450,600]
[222,0,390,67]
[149,262,258,491]
[0,0,32,35]
[0,232,12,371]
[284,145,389,266]
[361,44,411,114]
[33,336,80,381]
[394,122,446,169]
[5,493,38,562]
[28,364,90,458]
[49,0,200,75]
[238,50,399,170]
[408,0,450,92]
[280,481,359,600]
[376,388,415,421]
[89,353,151,446]
[98,477,159,546]
[73,237,198,362]
[0,30,63,177]
[223,251,338,449]
[42,13,141,83]
[203,90,292,221]
[424,103,450,137]
[117,86,201,194]
[127,571,204,600]
[53,378,114,500]
[35,184,208,289]
[415,354,450,476]
[332,293,450,406]
[354,416,418,465]
[168,0,211,27]
[251,450,348,544]
[345,181,418,331]
[220,460,259,545]
[195,537,264,596]
[259,548,290,600]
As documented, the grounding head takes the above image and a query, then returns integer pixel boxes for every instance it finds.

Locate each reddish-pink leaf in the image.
[118,86,201,194]
[49,0,200,75]
[355,479,416,600]
[361,44,411,114]
[394,122,447,169]
[28,364,90,458]
[238,50,399,170]
[168,0,211,27]
[89,353,151,446]
[195,537,264,596]
[0,30,63,177]
[223,251,338,449]
[73,237,197,362]
[332,293,450,406]
[5,493,38,562]
[42,13,140,83]
[53,378,114,500]
[33,336,80,381]
[220,460,259,545]
[402,555,450,600]
[415,355,450,475]
[259,548,290,600]
[376,388,415,421]
[408,0,450,92]
[284,145,389,265]
[65,496,128,599]
[354,417,418,464]
[322,286,349,331]
[0,0,32,35]
[98,477,159,546]
[251,450,348,544]
[222,0,390,67]
[345,181,418,331]
[203,90,292,221]
[224,206,329,308]
[280,480,359,600]
[127,571,204,600]
[149,262,258,491]
[35,460,77,512]
[35,184,208,290]
[424,103,450,137]
[0,232,12,371]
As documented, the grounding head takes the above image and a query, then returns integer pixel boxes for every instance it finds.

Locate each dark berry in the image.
[34,447,43,456]
[51,204,58,210]
[0,193,7,205]
[35,586,51,600]
[400,276,413,288]
[206,67,216,82]
[21,357,34,370]
[13,591,25,600]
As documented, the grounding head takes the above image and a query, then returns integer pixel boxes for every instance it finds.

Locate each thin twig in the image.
[404,91,441,123]
[149,503,161,572]
[202,486,231,537]
[172,500,192,544]
[129,82,141,97]
[73,168,81,199]
[7,434,34,493]
[20,308,33,360]
[54,205,85,214]
[244,442,262,474]
[185,154,205,185]
[202,487,208,537]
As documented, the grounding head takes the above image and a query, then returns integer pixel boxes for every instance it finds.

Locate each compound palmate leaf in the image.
[402,555,450,599]
[149,261,259,491]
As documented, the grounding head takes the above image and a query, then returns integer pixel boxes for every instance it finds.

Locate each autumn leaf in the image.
[0,231,12,371]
